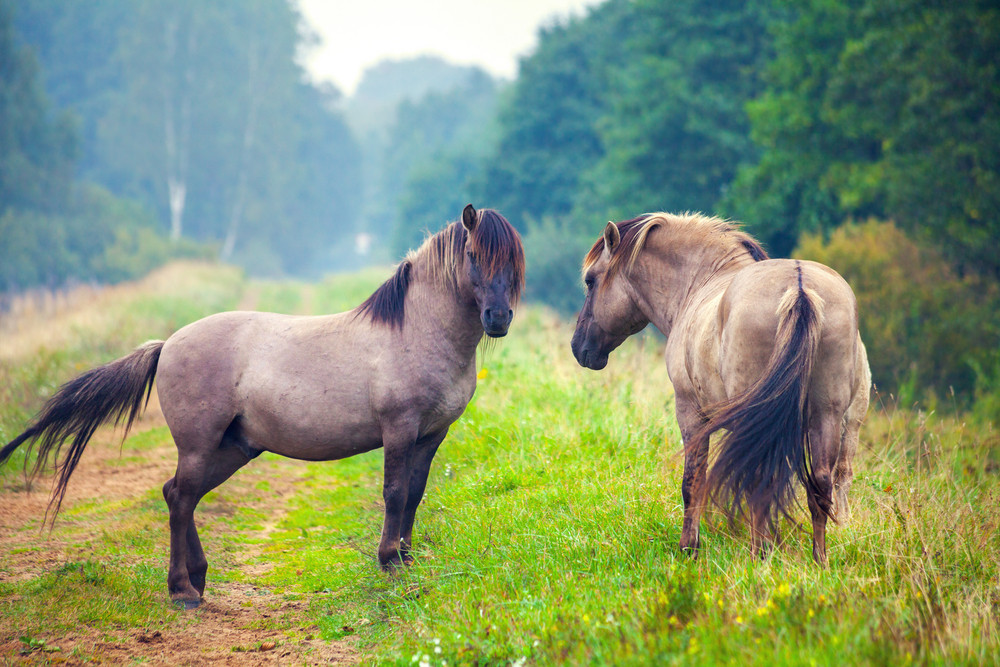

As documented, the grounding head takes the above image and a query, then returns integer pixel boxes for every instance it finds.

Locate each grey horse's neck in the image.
[404,254,484,362]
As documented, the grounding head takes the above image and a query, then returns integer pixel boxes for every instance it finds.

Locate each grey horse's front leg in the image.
[399,429,448,563]
[378,424,419,569]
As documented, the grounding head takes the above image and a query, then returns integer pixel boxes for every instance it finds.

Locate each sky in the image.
[296,0,597,96]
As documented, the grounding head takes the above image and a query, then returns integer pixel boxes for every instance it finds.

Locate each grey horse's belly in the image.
[238,381,384,461]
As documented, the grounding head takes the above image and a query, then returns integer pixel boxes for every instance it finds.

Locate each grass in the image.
[1,262,998,665]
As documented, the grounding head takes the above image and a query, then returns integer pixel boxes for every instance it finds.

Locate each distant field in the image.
[1,262,997,665]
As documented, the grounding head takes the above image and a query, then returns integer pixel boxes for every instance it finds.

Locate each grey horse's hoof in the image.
[172,598,202,610]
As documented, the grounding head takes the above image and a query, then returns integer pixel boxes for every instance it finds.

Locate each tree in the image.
[384,69,498,257]
[0,0,75,215]
[825,0,1000,277]
[480,0,637,228]
[719,0,868,256]
[15,0,363,276]
[724,0,1000,268]
[583,0,775,224]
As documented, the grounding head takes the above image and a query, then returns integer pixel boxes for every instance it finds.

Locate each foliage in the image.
[383,69,499,258]
[0,0,76,215]
[795,219,1000,403]
[345,58,498,262]
[582,0,776,223]
[724,0,1000,266]
[0,185,210,292]
[0,2,202,292]
[521,217,595,316]
[480,0,637,228]
[824,0,1000,279]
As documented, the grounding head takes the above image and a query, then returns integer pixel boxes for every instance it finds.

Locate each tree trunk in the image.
[163,16,194,241]
[221,42,260,262]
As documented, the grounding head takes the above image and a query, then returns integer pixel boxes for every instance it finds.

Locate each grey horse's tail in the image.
[698,264,828,532]
[0,340,164,523]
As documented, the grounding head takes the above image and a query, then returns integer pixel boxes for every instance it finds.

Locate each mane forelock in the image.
[357,209,524,329]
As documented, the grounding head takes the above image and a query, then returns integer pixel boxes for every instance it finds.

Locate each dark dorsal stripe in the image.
[742,238,769,262]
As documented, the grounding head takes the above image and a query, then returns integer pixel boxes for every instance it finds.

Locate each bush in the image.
[0,184,211,292]
[795,219,1000,406]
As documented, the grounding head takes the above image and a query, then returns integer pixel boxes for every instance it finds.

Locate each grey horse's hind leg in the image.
[163,434,252,606]
[399,430,448,563]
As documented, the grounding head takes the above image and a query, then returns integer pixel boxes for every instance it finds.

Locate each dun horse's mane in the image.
[358,209,524,329]
[583,212,768,285]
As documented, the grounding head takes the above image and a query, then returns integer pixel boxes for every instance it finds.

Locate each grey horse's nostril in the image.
[507,309,513,319]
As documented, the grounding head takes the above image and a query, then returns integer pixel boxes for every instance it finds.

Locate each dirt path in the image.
[0,396,359,665]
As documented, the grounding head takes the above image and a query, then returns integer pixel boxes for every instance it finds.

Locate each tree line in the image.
[2,0,362,289]
[3,0,998,410]
[381,0,998,409]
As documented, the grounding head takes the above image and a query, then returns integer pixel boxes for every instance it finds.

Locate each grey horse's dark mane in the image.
[357,210,524,329]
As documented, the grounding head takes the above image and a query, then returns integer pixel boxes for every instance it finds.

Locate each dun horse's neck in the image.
[631,232,756,338]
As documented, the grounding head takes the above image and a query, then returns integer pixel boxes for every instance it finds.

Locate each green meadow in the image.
[1,263,997,665]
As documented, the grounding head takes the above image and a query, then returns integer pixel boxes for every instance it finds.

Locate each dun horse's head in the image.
[571,221,650,369]
[459,205,525,338]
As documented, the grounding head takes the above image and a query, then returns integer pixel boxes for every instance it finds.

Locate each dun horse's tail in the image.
[699,264,828,533]
[0,340,164,522]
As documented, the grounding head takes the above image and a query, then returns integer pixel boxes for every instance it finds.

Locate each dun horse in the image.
[0,204,524,607]
[571,213,870,565]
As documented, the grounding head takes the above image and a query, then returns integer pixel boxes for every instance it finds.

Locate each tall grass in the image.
[0,263,996,664]
[263,307,997,666]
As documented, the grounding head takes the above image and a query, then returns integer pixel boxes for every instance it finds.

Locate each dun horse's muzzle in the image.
[570,330,610,370]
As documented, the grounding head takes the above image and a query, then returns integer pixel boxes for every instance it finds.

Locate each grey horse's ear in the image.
[462,204,478,232]
[603,221,620,253]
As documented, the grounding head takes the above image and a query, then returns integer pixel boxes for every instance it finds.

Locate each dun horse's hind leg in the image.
[399,430,448,563]
[806,412,841,567]
[834,386,867,521]
[749,503,773,560]
[677,399,709,555]
[163,440,252,607]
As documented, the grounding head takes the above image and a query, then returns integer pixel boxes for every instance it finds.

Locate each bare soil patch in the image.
[0,398,358,665]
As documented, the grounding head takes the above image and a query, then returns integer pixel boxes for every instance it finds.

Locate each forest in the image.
[2,0,998,413]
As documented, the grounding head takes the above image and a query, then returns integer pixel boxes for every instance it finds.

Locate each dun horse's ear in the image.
[604,221,620,254]
[462,204,478,232]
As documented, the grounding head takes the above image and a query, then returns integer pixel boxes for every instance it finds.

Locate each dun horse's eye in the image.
[585,276,595,291]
